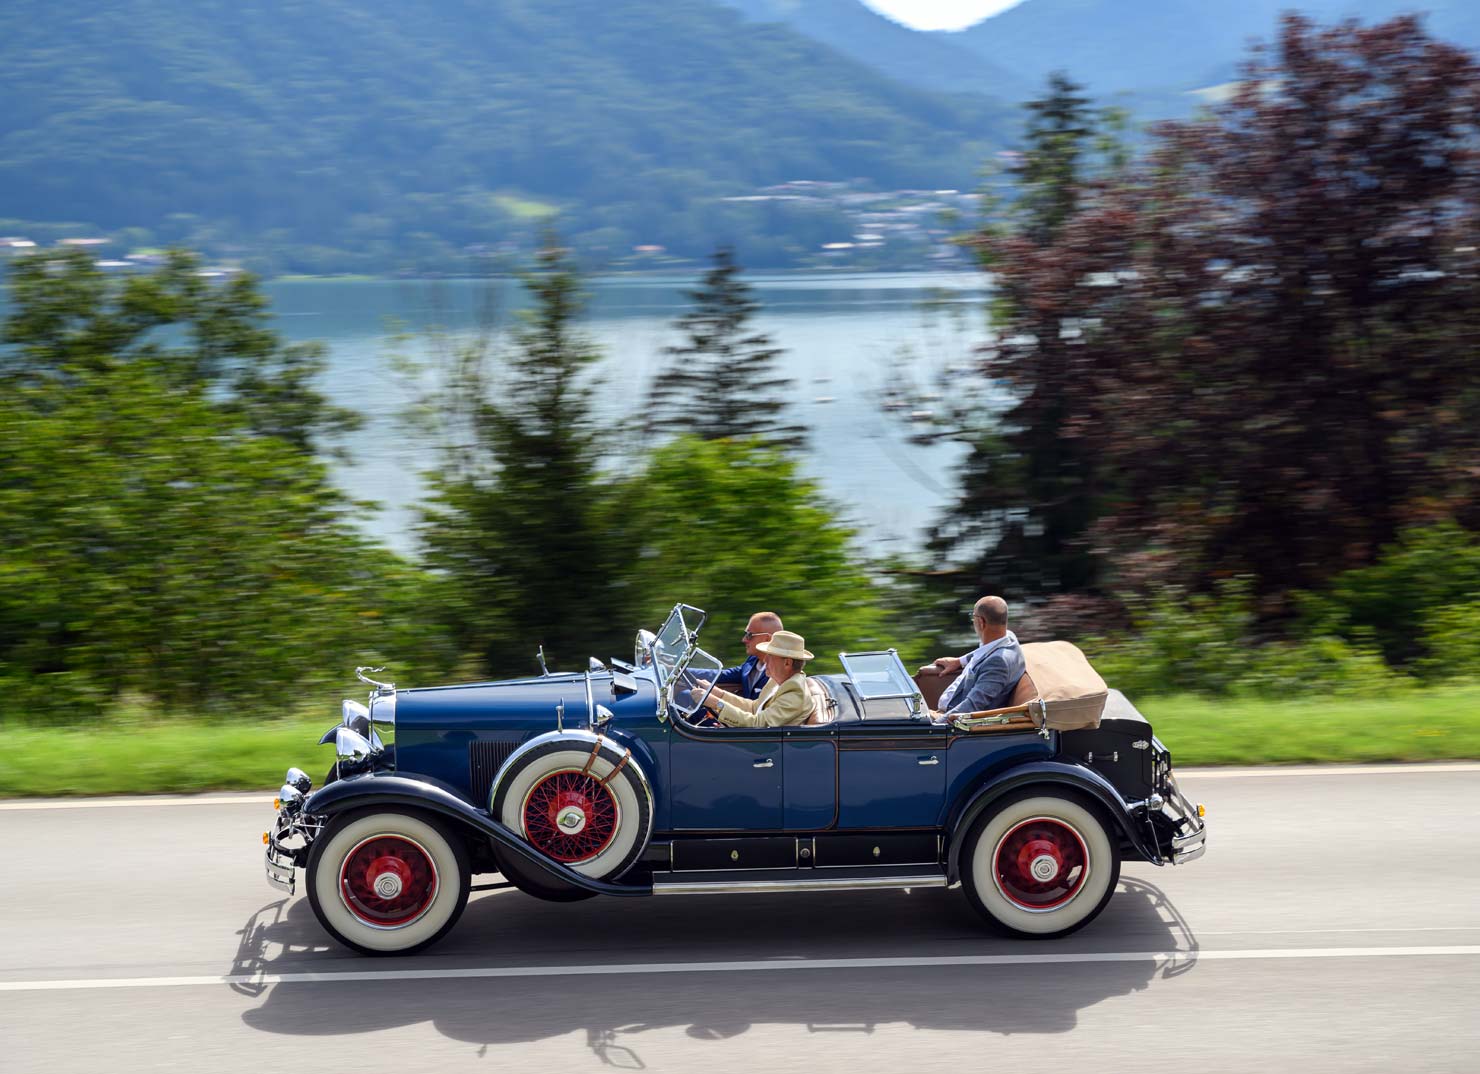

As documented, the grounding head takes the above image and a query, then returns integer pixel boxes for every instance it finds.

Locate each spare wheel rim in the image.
[522,768,620,864]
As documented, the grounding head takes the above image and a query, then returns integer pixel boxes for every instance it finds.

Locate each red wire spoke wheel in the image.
[521,769,620,864]
[962,792,1119,939]
[338,834,440,927]
[992,816,1088,911]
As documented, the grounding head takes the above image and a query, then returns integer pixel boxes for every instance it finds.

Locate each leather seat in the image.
[803,677,835,725]
[913,667,1038,713]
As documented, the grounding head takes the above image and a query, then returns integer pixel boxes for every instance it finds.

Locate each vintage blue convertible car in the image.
[264,604,1206,954]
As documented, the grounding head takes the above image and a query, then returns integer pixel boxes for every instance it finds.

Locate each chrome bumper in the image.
[1162,775,1207,865]
[263,798,322,895]
[264,811,298,894]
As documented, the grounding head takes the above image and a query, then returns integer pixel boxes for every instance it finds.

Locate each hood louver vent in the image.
[469,736,525,809]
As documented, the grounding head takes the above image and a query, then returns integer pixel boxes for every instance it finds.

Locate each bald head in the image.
[750,611,783,633]
[743,611,783,657]
[973,596,1009,631]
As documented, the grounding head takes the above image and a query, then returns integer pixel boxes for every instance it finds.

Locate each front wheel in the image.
[961,791,1120,939]
[306,809,471,955]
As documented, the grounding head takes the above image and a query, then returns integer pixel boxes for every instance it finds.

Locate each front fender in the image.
[303,773,651,897]
[945,760,1159,881]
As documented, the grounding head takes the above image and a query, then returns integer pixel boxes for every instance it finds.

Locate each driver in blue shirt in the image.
[711,611,783,700]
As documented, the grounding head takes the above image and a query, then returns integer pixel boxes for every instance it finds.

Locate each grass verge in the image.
[1,685,1477,797]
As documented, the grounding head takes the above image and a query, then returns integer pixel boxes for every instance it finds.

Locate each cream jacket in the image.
[707,673,812,728]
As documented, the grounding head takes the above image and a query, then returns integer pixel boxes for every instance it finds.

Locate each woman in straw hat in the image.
[695,630,815,728]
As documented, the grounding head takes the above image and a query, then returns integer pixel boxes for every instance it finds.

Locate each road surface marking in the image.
[1180,763,1480,779]
[0,796,273,811]
[4,762,1478,811]
[3,946,1478,992]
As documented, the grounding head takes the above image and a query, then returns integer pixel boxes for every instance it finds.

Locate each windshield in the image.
[668,647,723,719]
[645,603,707,685]
[838,649,924,720]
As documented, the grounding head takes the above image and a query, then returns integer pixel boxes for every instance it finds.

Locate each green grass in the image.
[1139,684,1480,765]
[1,685,1477,797]
[0,715,331,797]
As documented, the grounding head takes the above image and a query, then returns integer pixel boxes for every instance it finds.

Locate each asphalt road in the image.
[5,764,1480,1073]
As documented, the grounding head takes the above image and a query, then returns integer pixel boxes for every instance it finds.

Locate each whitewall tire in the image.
[962,791,1120,939]
[492,739,651,882]
[306,809,470,955]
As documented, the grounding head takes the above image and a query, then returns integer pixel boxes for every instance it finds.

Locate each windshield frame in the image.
[638,603,708,716]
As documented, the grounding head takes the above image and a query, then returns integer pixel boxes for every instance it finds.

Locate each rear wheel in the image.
[496,850,597,902]
[961,791,1119,939]
[306,809,470,955]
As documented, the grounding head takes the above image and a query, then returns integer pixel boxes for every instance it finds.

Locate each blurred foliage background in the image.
[1,13,1477,750]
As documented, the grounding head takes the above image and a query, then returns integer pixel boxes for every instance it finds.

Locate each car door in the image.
[835,719,949,828]
[667,725,784,830]
[782,723,838,829]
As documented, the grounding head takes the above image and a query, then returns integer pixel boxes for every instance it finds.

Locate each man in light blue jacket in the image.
[929,596,1025,715]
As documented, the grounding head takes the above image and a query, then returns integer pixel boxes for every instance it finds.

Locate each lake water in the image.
[267,272,992,555]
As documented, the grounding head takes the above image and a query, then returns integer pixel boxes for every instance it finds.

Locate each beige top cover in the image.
[1019,640,1108,730]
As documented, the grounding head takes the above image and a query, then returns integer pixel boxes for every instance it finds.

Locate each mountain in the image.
[0,0,1013,273]
[944,0,1480,96]
[720,0,1028,99]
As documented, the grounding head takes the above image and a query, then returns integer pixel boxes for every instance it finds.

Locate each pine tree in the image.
[1011,72,1095,245]
[936,73,1106,602]
[419,236,632,673]
[646,247,806,450]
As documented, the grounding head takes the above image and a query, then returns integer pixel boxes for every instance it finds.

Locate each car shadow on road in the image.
[233,877,1196,1063]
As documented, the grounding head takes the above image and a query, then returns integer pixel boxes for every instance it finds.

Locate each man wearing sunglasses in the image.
[711,611,783,700]
[926,595,1024,715]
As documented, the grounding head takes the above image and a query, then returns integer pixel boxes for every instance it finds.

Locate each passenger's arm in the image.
[945,654,1013,715]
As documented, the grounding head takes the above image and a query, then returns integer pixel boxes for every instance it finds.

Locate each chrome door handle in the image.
[917,755,939,766]
[752,758,774,769]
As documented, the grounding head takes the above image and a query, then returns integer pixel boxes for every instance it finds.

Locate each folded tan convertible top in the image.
[1019,640,1108,731]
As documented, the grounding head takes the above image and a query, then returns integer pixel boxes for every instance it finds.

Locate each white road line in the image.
[3,947,1478,993]
[1180,763,1480,779]
[0,795,273,811]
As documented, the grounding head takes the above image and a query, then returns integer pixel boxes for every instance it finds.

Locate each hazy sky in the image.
[861,0,1028,31]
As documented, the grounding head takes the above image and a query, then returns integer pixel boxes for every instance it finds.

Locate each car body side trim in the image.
[653,874,948,896]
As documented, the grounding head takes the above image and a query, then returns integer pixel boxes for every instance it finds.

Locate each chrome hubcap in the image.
[1029,854,1059,882]
[373,871,404,899]
[556,805,587,835]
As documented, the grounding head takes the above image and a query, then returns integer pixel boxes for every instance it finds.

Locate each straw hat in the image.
[755,630,814,661]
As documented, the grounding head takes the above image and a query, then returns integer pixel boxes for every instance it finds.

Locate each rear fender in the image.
[945,760,1159,881]
[303,773,651,897]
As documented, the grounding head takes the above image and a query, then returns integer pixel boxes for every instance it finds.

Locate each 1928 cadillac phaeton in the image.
[264,604,1206,955]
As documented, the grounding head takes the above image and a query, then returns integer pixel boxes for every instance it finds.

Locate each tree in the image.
[1009,72,1096,245]
[646,246,806,450]
[957,15,1480,618]
[1,248,358,454]
[618,436,885,670]
[0,251,441,719]
[932,73,1112,604]
[418,237,632,674]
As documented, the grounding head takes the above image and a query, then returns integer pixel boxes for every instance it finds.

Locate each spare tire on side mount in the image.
[490,732,653,901]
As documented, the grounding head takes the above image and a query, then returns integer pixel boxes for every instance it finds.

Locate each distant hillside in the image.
[720,0,1029,99]
[0,0,1012,273]
[944,0,1480,96]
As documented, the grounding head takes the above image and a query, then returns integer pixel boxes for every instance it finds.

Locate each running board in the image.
[652,868,949,896]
